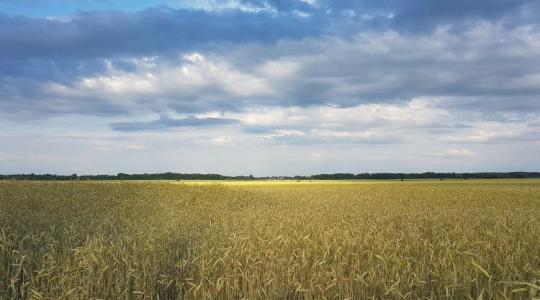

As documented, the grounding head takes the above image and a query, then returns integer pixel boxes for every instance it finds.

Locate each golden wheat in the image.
[0,180,539,299]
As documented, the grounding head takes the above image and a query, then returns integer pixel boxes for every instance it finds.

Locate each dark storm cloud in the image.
[109,115,240,131]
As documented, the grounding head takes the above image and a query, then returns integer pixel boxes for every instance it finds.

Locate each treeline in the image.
[1,172,540,181]
[0,173,253,181]
[309,172,540,180]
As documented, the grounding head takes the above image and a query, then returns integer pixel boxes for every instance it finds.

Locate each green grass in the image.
[1,180,539,299]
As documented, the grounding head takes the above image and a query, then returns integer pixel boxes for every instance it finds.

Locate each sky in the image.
[0,0,539,176]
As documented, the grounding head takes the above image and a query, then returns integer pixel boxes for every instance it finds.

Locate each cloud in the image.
[231,102,427,145]
[238,0,314,12]
[2,99,539,174]
[269,128,400,145]
[1,1,540,174]
[6,21,540,120]
[229,99,540,146]
[0,7,324,61]
[95,144,146,151]
[0,52,277,118]
[241,0,535,28]
[257,130,400,145]
[237,98,449,130]
[109,115,240,131]
[210,136,234,145]
[444,148,478,157]
[1,2,540,122]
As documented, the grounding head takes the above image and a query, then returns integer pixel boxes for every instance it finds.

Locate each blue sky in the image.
[1,0,539,175]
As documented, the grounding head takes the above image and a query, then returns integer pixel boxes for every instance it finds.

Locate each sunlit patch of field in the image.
[1,180,539,299]
[177,179,386,186]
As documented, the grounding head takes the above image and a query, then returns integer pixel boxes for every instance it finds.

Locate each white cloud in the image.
[180,0,277,13]
[41,53,274,114]
[445,148,478,157]
[258,59,301,80]
[232,97,449,128]
[210,136,234,145]
[311,129,376,139]
[444,121,532,143]
[94,144,146,151]
[260,129,306,140]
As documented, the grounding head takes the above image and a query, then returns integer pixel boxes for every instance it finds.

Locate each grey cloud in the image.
[260,28,540,111]
[1,3,540,121]
[439,95,540,114]
[3,23,540,120]
[243,0,535,30]
[0,7,324,61]
[0,6,325,118]
[1,0,537,65]
[364,0,532,30]
[110,115,240,131]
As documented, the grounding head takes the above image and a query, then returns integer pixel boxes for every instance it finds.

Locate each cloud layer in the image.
[0,0,539,174]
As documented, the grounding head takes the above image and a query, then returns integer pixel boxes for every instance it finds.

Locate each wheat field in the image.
[0,180,539,299]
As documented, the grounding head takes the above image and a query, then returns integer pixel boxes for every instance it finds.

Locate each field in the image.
[0,180,539,299]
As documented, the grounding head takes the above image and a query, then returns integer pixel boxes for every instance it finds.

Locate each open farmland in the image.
[0,180,539,299]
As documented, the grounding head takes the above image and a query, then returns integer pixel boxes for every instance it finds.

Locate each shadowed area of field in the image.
[1,180,539,299]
